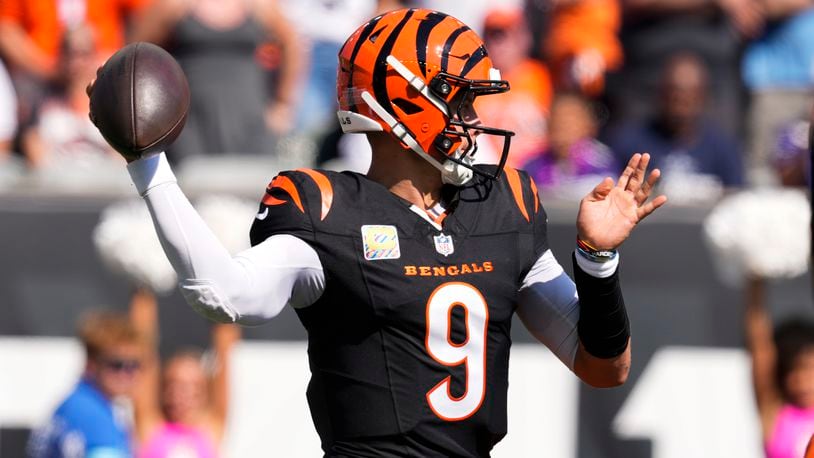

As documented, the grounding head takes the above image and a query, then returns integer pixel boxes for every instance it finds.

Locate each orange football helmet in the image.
[337,8,514,185]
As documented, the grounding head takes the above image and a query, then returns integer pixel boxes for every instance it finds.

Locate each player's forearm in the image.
[574,342,631,387]
[517,250,581,371]
[127,153,324,324]
[517,248,628,386]
[129,154,245,283]
[571,251,630,387]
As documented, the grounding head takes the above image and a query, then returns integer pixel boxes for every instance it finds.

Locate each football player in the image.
[103,8,666,457]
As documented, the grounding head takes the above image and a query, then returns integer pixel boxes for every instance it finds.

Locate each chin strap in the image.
[359,90,474,186]
[441,153,474,186]
[385,55,473,185]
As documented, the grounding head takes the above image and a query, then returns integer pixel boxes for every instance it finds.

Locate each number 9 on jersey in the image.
[425,282,489,421]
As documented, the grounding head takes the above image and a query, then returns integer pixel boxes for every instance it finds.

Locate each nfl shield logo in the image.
[433,233,454,257]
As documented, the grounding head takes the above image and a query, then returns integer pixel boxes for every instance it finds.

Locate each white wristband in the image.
[574,249,619,278]
[126,152,176,196]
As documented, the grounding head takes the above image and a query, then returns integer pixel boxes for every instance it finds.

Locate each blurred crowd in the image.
[0,0,809,201]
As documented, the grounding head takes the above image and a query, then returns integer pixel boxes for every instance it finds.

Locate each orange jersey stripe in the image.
[269,175,304,213]
[297,168,334,221]
[262,193,288,206]
[529,177,540,214]
[504,167,529,222]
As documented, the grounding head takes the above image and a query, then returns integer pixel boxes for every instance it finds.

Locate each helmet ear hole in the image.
[392,98,423,115]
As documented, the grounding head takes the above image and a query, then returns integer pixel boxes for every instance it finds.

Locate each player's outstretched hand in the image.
[576,153,667,250]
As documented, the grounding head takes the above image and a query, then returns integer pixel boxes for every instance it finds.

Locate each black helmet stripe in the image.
[346,13,384,112]
[460,45,488,78]
[416,11,447,77]
[372,8,416,117]
[440,26,470,72]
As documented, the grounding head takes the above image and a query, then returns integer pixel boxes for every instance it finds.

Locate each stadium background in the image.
[0,0,813,456]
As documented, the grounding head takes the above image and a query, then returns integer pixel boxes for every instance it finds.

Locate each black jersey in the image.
[249,165,549,457]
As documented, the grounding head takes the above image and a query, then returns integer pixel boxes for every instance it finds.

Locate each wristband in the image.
[576,237,617,262]
[573,252,630,359]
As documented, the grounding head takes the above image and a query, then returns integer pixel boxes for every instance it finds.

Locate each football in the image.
[89,42,190,160]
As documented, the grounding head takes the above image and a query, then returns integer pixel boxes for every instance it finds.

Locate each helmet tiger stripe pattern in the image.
[337,8,515,185]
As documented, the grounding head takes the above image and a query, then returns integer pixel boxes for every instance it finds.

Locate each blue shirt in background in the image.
[743,8,814,90]
[27,378,132,458]
[605,118,744,187]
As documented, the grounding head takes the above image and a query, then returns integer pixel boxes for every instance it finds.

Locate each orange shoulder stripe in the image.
[262,192,288,206]
[297,168,334,221]
[529,177,540,214]
[504,167,529,222]
[268,175,304,213]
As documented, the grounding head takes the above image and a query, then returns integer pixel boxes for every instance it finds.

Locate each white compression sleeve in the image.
[127,153,326,325]
[517,249,620,370]
[517,250,581,371]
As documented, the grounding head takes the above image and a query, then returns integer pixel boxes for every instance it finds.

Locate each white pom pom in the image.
[94,195,257,294]
[702,188,810,288]
[194,194,256,255]
[93,199,177,293]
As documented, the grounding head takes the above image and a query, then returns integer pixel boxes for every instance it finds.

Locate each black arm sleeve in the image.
[572,253,630,358]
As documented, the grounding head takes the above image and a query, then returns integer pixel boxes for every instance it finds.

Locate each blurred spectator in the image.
[0,0,148,79]
[129,288,240,458]
[523,92,616,199]
[544,0,623,96]
[605,0,754,136]
[422,0,525,34]
[771,118,810,188]
[282,0,376,135]
[475,7,552,168]
[702,118,809,287]
[742,2,814,185]
[92,191,249,455]
[377,0,419,13]
[744,278,814,458]
[702,110,813,452]
[22,25,119,170]
[0,0,148,125]
[606,52,743,203]
[134,0,302,161]
[28,311,145,458]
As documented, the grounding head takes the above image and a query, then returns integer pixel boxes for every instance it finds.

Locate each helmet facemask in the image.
[428,71,514,183]
[372,56,515,185]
